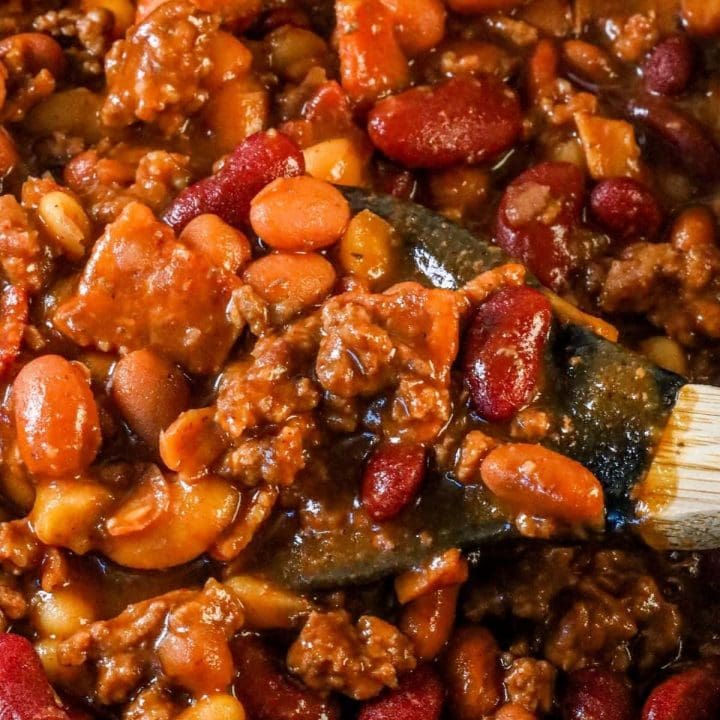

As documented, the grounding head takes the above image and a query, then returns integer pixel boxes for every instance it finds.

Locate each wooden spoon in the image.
[245,189,720,589]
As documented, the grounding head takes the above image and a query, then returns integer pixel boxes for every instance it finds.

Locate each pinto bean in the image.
[243,253,337,320]
[444,627,503,720]
[13,355,101,478]
[111,349,190,448]
[367,76,521,169]
[250,176,350,251]
[480,444,605,525]
[179,214,252,273]
[400,586,459,660]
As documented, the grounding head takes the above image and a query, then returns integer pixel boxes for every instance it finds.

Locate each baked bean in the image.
[179,214,252,273]
[562,40,616,84]
[368,76,521,169]
[111,349,190,449]
[158,622,234,696]
[480,444,605,526]
[13,356,102,478]
[31,588,97,640]
[303,138,368,187]
[444,627,503,719]
[381,0,446,56]
[268,26,328,82]
[400,586,459,660]
[639,337,688,376]
[160,408,227,477]
[101,476,239,569]
[250,176,350,251]
[177,695,246,720]
[32,478,113,555]
[225,575,313,629]
[205,31,253,90]
[37,191,91,260]
[243,253,337,320]
[339,210,397,287]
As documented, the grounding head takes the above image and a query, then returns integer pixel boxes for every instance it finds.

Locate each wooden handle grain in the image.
[635,383,720,550]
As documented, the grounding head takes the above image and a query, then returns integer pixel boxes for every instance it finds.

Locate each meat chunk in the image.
[54,202,243,374]
[316,282,460,443]
[287,610,416,700]
[0,194,47,292]
[58,580,243,705]
[102,1,218,134]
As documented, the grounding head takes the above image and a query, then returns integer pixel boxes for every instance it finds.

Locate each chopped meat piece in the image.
[503,657,555,713]
[0,194,47,292]
[102,1,219,134]
[53,202,243,374]
[287,610,416,700]
[316,282,460,443]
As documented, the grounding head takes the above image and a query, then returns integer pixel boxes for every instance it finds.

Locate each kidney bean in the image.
[232,635,340,720]
[13,355,101,478]
[590,178,662,241]
[627,96,720,181]
[563,667,633,720]
[642,665,720,720]
[495,162,585,290]
[0,633,71,719]
[367,76,521,169]
[358,665,445,720]
[444,627,503,720]
[642,35,694,96]
[463,286,552,422]
[162,130,304,232]
[249,176,350,250]
[111,349,190,449]
[362,443,426,521]
[480,443,605,525]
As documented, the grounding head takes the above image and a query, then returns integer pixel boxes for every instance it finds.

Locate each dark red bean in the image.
[367,76,521,169]
[627,96,720,181]
[362,443,426,521]
[359,665,445,720]
[463,286,552,423]
[642,666,720,720]
[563,667,633,720]
[162,130,305,231]
[232,635,340,720]
[0,633,71,720]
[642,35,694,96]
[590,177,663,240]
[494,161,585,290]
